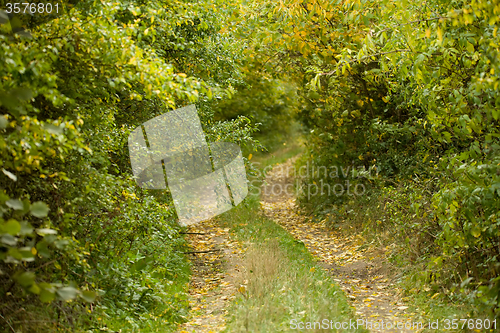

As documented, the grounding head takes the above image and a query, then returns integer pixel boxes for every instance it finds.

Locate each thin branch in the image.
[261,51,281,67]
[183,249,222,255]
[319,49,411,76]
[33,259,57,272]
[377,16,450,34]
[0,314,15,333]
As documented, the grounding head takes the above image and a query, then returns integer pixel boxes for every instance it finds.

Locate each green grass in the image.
[249,139,304,167]
[399,285,483,333]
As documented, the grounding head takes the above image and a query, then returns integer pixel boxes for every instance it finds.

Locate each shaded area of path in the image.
[177,219,245,333]
[260,158,419,333]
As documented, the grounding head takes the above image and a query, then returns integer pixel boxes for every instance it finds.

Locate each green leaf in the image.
[18,247,35,262]
[28,283,40,294]
[466,41,474,54]
[36,240,51,258]
[15,271,35,287]
[8,248,23,260]
[6,199,24,210]
[0,115,8,129]
[80,290,97,302]
[1,234,17,246]
[53,239,69,249]
[471,227,480,238]
[40,288,56,303]
[30,202,50,218]
[3,219,21,235]
[11,87,33,101]
[43,123,64,135]
[8,16,23,31]
[0,92,20,109]
[19,221,33,236]
[57,287,78,301]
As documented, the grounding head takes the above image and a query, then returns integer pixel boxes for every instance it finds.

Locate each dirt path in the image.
[177,219,245,333]
[260,158,419,332]
[178,157,420,333]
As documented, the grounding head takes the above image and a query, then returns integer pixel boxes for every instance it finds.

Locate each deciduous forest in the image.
[1,0,499,332]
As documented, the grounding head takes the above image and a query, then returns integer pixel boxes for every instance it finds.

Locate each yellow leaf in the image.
[309,267,315,272]
[437,28,443,42]
[425,29,431,38]
[238,285,246,294]
[248,154,252,160]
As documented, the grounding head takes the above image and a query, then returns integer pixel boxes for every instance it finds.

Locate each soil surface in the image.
[177,219,245,333]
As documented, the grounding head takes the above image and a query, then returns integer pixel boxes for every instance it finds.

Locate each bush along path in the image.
[259,158,422,333]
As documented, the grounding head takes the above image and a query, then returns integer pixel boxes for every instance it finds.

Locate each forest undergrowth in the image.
[2,0,500,331]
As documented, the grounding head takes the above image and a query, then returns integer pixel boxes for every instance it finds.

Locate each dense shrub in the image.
[0,0,272,330]
[238,0,500,317]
